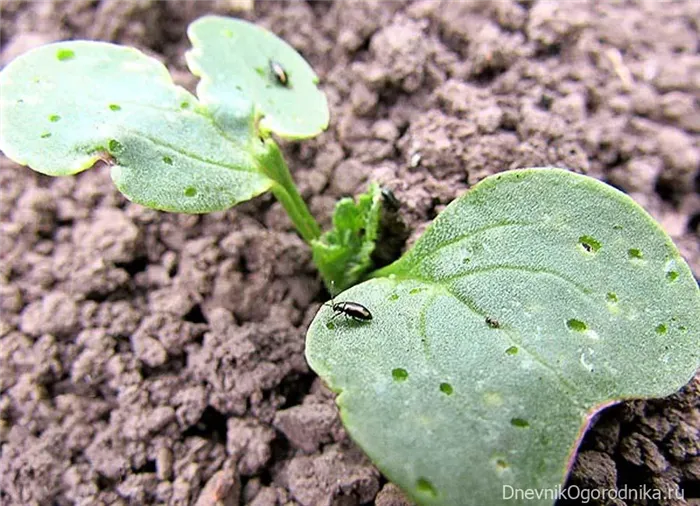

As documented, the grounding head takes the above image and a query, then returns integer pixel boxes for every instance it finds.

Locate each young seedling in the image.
[306,169,700,506]
[0,16,383,291]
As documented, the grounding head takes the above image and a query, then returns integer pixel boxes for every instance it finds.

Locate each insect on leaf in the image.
[186,16,329,140]
[306,168,700,506]
[0,41,272,213]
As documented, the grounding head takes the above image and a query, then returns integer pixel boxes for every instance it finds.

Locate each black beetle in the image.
[269,60,289,87]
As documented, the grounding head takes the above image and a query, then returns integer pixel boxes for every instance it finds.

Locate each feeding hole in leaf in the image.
[666,270,679,282]
[56,48,75,61]
[392,368,408,382]
[510,417,530,428]
[505,346,518,355]
[612,224,623,230]
[180,101,190,109]
[108,139,123,153]
[222,28,234,38]
[496,459,509,470]
[184,187,197,197]
[388,293,399,301]
[655,324,667,335]
[40,132,51,139]
[162,156,173,165]
[409,287,424,295]
[567,319,587,332]
[49,114,61,122]
[578,235,601,254]
[326,321,335,330]
[109,104,121,111]
[628,248,644,260]
[606,292,618,303]
[439,382,453,395]
[254,66,266,77]
[416,478,437,497]
[463,257,471,264]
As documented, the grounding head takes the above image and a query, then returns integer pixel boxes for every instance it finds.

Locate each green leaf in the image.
[186,16,329,140]
[0,41,272,213]
[311,183,382,292]
[306,168,699,506]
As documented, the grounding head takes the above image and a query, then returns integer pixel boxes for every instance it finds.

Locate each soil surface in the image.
[1,1,698,505]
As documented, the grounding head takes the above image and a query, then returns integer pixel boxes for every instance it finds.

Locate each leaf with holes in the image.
[306,168,699,506]
[0,41,272,213]
[311,183,383,292]
[186,16,329,140]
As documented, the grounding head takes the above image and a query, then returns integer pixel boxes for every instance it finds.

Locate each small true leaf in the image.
[0,41,272,213]
[186,16,329,140]
[311,183,382,292]
[306,168,699,506]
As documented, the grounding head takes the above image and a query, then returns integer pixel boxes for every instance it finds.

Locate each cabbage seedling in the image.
[0,15,380,291]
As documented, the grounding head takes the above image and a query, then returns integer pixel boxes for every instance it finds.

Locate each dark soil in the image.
[0,1,698,505]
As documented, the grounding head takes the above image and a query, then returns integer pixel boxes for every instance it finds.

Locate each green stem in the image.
[255,139,321,243]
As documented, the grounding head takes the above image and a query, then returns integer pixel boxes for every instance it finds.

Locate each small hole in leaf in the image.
[388,293,399,301]
[109,104,121,111]
[511,417,530,428]
[613,224,623,230]
[628,248,643,260]
[505,346,518,355]
[606,292,618,303]
[392,368,408,382]
[56,48,75,61]
[416,478,437,497]
[184,187,197,197]
[655,324,667,335]
[578,235,601,254]
[326,321,335,330]
[235,85,242,91]
[108,139,122,152]
[666,271,679,282]
[439,382,453,395]
[163,156,173,165]
[49,114,61,122]
[17,99,24,104]
[567,319,587,332]
[180,102,189,109]
[222,29,234,37]
[463,257,471,264]
[40,132,51,139]
[409,287,423,295]
[254,67,266,77]
[496,459,509,470]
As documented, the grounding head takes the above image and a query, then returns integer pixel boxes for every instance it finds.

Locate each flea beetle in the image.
[326,300,373,322]
[269,60,289,87]
[486,316,500,328]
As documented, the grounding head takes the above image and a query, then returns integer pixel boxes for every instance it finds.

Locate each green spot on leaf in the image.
[578,235,601,253]
[180,101,190,109]
[392,368,408,382]
[184,186,197,197]
[439,382,453,395]
[416,478,437,497]
[56,48,75,61]
[567,319,587,332]
[628,248,643,260]
[109,104,121,111]
[163,156,173,165]
[505,346,518,355]
[49,114,61,122]
[655,324,667,335]
[510,417,530,428]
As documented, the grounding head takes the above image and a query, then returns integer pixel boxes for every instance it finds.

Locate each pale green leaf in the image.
[0,41,272,213]
[306,168,699,506]
[186,16,329,139]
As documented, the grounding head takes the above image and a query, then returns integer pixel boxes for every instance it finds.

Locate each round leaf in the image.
[0,41,271,213]
[186,16,329,139]
[306,168,699,506]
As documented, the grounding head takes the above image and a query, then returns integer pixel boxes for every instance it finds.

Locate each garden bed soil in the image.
[0,1,698,505]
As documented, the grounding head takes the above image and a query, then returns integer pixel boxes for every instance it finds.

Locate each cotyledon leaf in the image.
[305,168,699,506]
[186,16,329,140]
[0,41,272,213]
